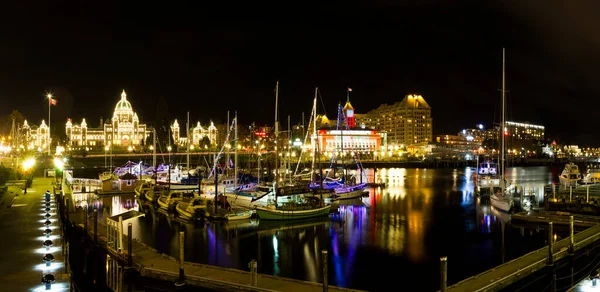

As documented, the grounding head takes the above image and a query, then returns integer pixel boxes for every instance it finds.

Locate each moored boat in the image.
[224,210,253,221]
[559,163,582,187]
[176,197,209,220]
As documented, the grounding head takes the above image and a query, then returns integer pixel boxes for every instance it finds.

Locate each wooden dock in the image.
[81,216,362,292]
[60,174,363,292]
[512,210,600,227]
[446,223,600,292]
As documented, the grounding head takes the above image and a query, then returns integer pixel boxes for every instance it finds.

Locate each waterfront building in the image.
[171,119,218,147]
[65,90,150,148]
[355,94,432,146]
[311,100,383,155]
[19,119,49,151]
[504,121,545,141]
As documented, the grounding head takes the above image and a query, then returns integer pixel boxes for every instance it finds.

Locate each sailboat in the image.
[490,48,514,213]
[311,90,367,200]
[255,83,331,220]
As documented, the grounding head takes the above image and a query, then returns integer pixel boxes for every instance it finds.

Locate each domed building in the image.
[65,90,150,148]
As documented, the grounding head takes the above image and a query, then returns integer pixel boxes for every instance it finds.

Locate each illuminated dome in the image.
[115,90,133,112]
[113,90,135,122]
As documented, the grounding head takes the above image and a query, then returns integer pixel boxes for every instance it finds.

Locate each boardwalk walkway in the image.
[65,187,364,292]
[0,178,69,291]
[447,224,600,292]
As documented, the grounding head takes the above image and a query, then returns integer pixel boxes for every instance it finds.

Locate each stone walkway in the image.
[0,178,70,291]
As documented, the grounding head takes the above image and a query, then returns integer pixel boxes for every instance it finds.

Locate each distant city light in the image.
[477,124,484,130]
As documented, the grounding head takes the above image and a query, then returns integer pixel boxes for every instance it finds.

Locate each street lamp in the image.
[128,146,133,174]
[104,146,109,170]
[22,158,35,194]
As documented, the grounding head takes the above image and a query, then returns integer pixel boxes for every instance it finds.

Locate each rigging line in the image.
[555,249,600,281]
[317,89,328,118]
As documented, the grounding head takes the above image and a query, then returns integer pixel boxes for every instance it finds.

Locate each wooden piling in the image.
[548,222,554,266]
[175,231,185,287]
[440,257,448,292]
[569,216,574,255]
[94,209,98,243]
[322,249,328,292]
[128,223,133,268]
[250,259,258,286]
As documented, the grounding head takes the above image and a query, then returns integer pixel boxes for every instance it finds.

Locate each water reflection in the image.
[71,166,553,291]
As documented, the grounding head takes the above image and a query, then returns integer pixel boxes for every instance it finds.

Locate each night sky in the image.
[1,1,599,144]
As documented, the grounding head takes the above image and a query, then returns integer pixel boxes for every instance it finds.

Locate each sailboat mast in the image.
[226,111,230,176]
[501,47,506,194]
[274,81,280,201]
[186,111,190,170]
[234,111,238,189]
[152,128,157,169]
[288,115,291,184]
[311,87,318,184]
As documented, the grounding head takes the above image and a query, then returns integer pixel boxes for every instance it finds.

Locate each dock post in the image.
[175,231,185,287]
[569,216,574,255]
[570,186,572,202]
[65,198,70,222]
[128,223,133,268]
[94,209,98,243]
[250,259,258,286]
[84,206,88,233]
[551,274,557,292]
[118,216,123,252]
[322,249,328,292]
[587,185,590,203]
[440,257,447,292]
[548,222,554,266]
[552,184,555,199]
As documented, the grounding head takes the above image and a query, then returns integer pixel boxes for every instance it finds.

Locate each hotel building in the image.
[355,94,432,146]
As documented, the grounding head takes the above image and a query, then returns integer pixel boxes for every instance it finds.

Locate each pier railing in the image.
[443,220,600,292]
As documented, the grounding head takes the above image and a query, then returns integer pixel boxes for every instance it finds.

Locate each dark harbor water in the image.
[73,166,556,291]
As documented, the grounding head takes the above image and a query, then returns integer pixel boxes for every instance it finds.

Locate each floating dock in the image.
[446,223,600,292]
[512,210,600,227]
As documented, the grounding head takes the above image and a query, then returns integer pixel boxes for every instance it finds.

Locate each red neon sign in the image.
[255,131,267,137]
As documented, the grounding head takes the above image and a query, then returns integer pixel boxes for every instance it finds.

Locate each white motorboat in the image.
[224,210,253,221]
[176,197,209,220]
[559,163,582,187]
[583,168,600,184]
[490,187,513,212]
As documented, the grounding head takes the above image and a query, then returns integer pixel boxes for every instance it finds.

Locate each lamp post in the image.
[104,146,109,170]
[128,146,133,174]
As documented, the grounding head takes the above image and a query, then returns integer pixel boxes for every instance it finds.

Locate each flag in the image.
[348,87,352,92]
[49,98,57,106]
[228,159,234,168]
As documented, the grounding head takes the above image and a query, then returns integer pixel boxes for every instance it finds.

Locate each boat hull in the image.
[334,189,366,200]
[490,195,513,212]
[256,205,331,220]
[559,176,580,187]
[225,211,252,221]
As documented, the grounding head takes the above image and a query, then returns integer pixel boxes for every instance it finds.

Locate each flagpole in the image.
[47,94,52,156]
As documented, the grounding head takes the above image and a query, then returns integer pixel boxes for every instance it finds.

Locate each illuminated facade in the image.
[66,90,150,147]
[317,129,381,153]
[171,119,218,146]
[19,119,50,151]
[311,100,383,153]
[355,94,432,146]
[504,121,545,141]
